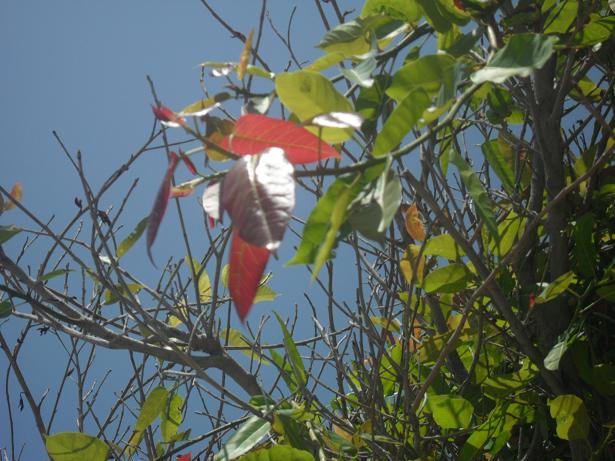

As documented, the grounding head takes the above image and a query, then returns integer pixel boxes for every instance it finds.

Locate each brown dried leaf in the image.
[405,202,426,241]
[237,29,254,81]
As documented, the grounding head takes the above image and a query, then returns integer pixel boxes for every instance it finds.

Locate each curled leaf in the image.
[146,153,180,265]
[179,153,197,175]
[221,147,295,251]
[221,114,340,164]
[3,182,22,211]
[229,232,271,321]
[405,203,426,241]
[237,29,254,81]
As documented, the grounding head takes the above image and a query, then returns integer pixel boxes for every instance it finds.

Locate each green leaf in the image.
[481,139,515,195]
[46,433,109,461]
[0,300,13,319]
[535,271,577,304]
[438,25,482,57]
[136,387,169,431]
[373,89,430,156]
[451,154,499,242]
[306,52,346,72]
[270,349,298,392]
[415,0,461,32]
[288,174,360,267]
[103,283,143,305]
[482,360,538,399]
[489,211,526,257]
[274,312,307,389]
[387,54,458,102]
[427,394,474,429]
[573,213,596,278]
[253,284,279,304]
[275,71,354,143]
[0,225,22,244]
[542,0,578,35]
[236,445,314,461]
[341,53,377,88]
[361,0,422,23]
[160,393,184,443]
[38,269,72,282]
[472,33,559,84]
[214,416,271,461]
[349,163,401,241]
[573,14,615,47]
[423,234,465,259]
[355,75,391,137]
[423,263,470,294]
[198,271,212,303]
[544,339,569,371]
[116,216,148,258]
[316,17,375,56]
[549,395,590,440]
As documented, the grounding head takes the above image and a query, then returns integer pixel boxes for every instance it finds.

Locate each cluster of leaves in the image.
[2,0,614,460]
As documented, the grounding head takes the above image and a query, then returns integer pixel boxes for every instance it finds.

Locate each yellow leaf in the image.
[400,244,425,284]
[404,203,426,241]
[237,29,254,81]
[198,272,212,303]
[3,182,22,211]
[204,116,235,161]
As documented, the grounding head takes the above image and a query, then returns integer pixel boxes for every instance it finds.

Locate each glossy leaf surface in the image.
[221,148,294,251]
[214,416,271,461]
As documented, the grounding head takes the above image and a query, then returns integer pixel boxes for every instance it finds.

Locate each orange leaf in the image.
[229,231,271,321]
[3,182,22,211]
[237,29,254,81]
[405,203,426,241]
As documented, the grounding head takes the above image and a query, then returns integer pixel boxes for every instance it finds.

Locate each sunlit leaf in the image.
[535,271,577,304]
[361,0,422,23]
[214,416,271,461]
[229,232,271,321]
[427,394,474,429]
[221,148,294,251]
[0,225,21,244]
[102,283,143,305]
[405,203,426,241]
[201,182,221,222]
[160,393,184,443]
[572,14,615,47]
[274,312,307,389]
[117,216,148,258]
[387,54,458,102]
[198,271,212,303]
[481,139,515,195]
[275,71,354,143]
[221,114,340,164]
[423,233,465,259]
[451,153,499,243]
[315,17,375,57]
[46,432,109,461]
[204,116,236,161]
[544,339,569,371]
[549,395,589,440]
[234,445,314,461]
[423,263,470,293]
[400,244,425,284]
[237,29,254,81]
[542,0,578,35]
[308,112,364,130]
[472,33,559,84]
[152,105,185,128]
[373,88,431,156]
[341,53,377,88]
[147,153,180,265]
[180,92,230,116]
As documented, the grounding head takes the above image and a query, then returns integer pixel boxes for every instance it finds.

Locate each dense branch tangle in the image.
[1,0,615,460]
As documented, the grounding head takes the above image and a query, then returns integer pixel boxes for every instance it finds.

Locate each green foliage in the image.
[45,433,108,461]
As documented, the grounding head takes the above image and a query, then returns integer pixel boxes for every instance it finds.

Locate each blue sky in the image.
[0,1,360,459]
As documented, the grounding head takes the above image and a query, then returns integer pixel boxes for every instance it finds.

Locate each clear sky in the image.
[0,1,359,459]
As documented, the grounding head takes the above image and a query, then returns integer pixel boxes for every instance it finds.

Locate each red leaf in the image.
[221,114,340,164]
[229,231,270,321]
[152,105,185,127]
[176,453,192,461]
[146,153,180,265]
[180,152,197,175]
